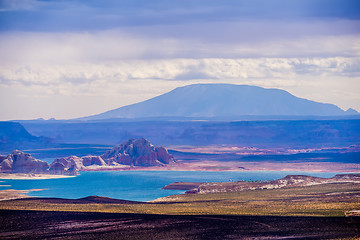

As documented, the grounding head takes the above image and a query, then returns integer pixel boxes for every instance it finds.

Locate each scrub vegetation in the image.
[1,183,359,217]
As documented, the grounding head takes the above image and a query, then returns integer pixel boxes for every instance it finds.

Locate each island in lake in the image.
[0,138,175,178]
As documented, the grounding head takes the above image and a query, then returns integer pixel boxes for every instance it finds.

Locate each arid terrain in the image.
[162,174,360,193]
[0,210,359,240]
[1,126,359,239]
[2,0,360,238]
[0,176,359,239]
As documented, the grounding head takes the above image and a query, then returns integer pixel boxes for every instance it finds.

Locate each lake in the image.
[0,171,350,201]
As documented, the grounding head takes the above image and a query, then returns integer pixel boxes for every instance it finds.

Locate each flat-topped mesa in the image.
[0,150,49,174]
[101,138,175,167]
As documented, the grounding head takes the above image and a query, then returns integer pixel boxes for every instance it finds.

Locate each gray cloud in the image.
[1,1,359,120]
[1,0,360,32]
[0,25,359,68]
[0,57,358,87]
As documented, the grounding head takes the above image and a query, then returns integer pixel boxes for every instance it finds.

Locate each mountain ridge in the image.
[0,122,52,152]
[80,84,358,120]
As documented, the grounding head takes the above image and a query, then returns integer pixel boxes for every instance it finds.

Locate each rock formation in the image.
[49,156,83,175]
[81,156,106,167]
[179,174,360,194]
[1,139,174,176]
[50,155,107,175]
[48,138,174,173]
[0,150,49,174]
[101,138,174,166]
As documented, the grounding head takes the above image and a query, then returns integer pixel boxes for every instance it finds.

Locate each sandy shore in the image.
[0,189,45,201]
[1,161,359,180]
[0,173,75,180]
[81,160,360,173]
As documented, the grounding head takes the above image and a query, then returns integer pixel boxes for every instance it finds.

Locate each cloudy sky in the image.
[0,0,359,120]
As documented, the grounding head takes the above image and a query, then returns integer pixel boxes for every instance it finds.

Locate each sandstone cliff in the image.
[101,138,174,166]
[0,150,49,174]
[49,156,82,175]
[48,138,174,173]
[50,155,106,175]
[1,139,174,175]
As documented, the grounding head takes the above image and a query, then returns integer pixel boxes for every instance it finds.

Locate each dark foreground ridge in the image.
[0,210,358,240]
[10,195,143,204]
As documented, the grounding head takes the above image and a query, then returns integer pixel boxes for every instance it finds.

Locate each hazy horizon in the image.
[0,0,359,120]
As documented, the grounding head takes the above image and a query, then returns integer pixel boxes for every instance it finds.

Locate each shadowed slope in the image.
[0,210,358,240]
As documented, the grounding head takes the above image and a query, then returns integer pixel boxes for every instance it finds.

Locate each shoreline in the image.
[1,161,359,180]
[1,172,359,202]
[0,189,45,201]
[0,173,75,180]
[80,160,360,173]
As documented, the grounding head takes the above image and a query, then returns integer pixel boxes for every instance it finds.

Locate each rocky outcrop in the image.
[0,156,13,172]
[49,156,83,175]
[101,138,174,167]
[1,139,174,176]
[48,138,173,172]
[178,174,360,194]
[81,156,106,167]
[332,174,360,181]
[49,155,107,175]
[0,150,49,174]
[155,147,173,164]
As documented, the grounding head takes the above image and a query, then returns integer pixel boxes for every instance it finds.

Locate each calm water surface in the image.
[0,171,348,201]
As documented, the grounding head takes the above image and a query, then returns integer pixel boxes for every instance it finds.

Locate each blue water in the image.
[0,171,349,201]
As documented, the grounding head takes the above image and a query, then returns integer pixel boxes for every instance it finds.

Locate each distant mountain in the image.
[81,84,358,120]
[20,119,360,148]
[0,121,51,153]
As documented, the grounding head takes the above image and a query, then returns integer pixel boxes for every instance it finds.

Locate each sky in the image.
[0,0,359,120]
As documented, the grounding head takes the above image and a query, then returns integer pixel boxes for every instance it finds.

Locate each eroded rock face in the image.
[101,138,174,166]
[332,174,360,181]
[81,156,106,167]
[50,156,83,175]
[49,155,106,174]
[1,139,174,175]
[155,147,173,164]
[0,150,49,174]
[0,158,12,172]
[49,162,66,175]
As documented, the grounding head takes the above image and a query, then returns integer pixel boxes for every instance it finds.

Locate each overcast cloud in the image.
[0,0,359,120]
